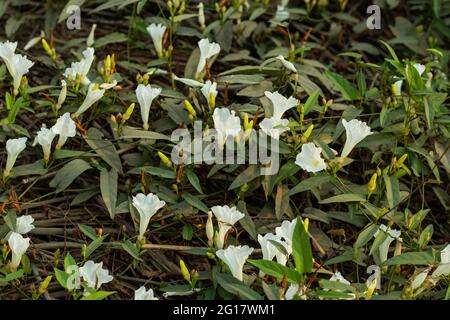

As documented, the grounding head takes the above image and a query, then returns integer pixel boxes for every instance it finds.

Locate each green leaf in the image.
[182,224,193,241]
[185,168,203,194]
[182,192,209,213]
[78,224,98,241]
[64,253,77,270]
[215,273,262,300]
[287,175,334,197]
[85,235,107,258]
[81,291,116,300]
[120,240,142,261]
[94,32,128,48]
[303,89,320,115]
[380,40,399,62]
[354,224,379,250]
[85,128,123,174]
[383,250,436,266]
[100,168,118,219]
[135,166,176,179]
[49,159,91,192]
[319,193,366,204]
[0,269,24,285]
[54,268,69,289]
[383,175,400,209]
[248,259,302,284]
[292,220,313,274]
[325,70,360,100]
[120,126,170,140]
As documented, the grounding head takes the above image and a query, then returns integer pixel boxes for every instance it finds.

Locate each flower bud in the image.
[179,259,191,282]
[368,173,377,192]
[158,151,173,168]
[206,211,214,247]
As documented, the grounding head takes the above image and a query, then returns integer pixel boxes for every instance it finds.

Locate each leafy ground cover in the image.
[0,0,449,300]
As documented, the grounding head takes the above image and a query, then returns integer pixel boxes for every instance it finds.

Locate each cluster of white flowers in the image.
[0,41,34,95]
[3,215,34,270]
[295,118,373,173]
[3,112,77,177]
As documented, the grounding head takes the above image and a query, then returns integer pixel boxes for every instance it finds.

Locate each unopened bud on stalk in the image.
[180,259,191,282]
[122,103,135,122]
[56,80,67,110]
[184,100,196,117]
[206,211,214,247]
[303,124,314,139]
[368,173,377,193]
[198,3,205,30]
[87,24,97,47]
[158,151,173,168]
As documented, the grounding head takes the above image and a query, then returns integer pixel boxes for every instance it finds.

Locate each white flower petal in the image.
[132,193,166,237]
[295,143,326,173]
[216,245,253,281]
[341,119,373,158]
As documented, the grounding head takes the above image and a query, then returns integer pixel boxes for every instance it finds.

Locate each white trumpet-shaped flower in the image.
[259,117,290,140]
[134,286,158,300]
[147,23,167,57]
[211,205,245,249]
[330,271,351,285]
[33,126,56,162]
[200,80,218,108]
[374,224,401,263]
[260,91,297,139]
[63,47,95,85]
[196,38,221,75]
[8,232,30,269]
[341,119,373,158]
[295,143,326,173]
[432,244,450,278]
[79,260,113,290]
[136,84,162,130]
[406,63,426,77]
[276,55,297,73]
[0,41,34,94]
[393,80,403,96]
[264,91,298,120]
[15,215,35,234]
[258,233,291,266]
[132,193,166,237]
[51,113,77,149]
[75,84,105,116]
[275,218,297,252]
[216,245,254,281]
[4,137,27,177]
[212,108,242,149]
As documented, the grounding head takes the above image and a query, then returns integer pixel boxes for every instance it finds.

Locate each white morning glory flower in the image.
[374,224,401,263]
[393,80,403,96]
[147,23,167,57]
[259,117,290,140]
[0,41,34,95]
[75,84,105,116]
[285,284,300,300]
[212,108,242,150]
[257,233,291,266]
[8,232,30,269]
[4,137,27,178]
[341,119,373,158]
[63,47,95,86]
[264,91,298,120]
[406,63,426,77]
[330,271,351,285]
[276,55,297,73]
[132,193,166,237]
[216,245,254,281]
[275,218,297,252]
[134,286,158,300]
[295,142,326,173]
[200,80,218,108]
[432,244,450,278]
[15,215,35,234]
[211,205,245,249]
[33,126,56,162]
[273,5,290,23]
[196,38,221,75]
[79,260,113,290]
[411,270,429,290]
[136,84,162,131]
[51,112,77,149]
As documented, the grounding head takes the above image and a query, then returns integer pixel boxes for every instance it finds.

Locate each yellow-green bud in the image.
[368,173,377,192]
[180,259,191,282]
[158,151,173,168]
[184,100,196,117]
